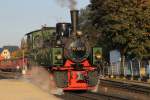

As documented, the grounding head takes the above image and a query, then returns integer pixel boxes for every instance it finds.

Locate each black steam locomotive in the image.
[24,10,102,90]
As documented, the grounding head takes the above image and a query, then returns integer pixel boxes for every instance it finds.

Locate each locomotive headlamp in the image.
[16,66,20,70]
[52,47,63,65]
[76,31,83,36]
[56,40,61,45]
[56,54,62,60]
[95,53,102,59]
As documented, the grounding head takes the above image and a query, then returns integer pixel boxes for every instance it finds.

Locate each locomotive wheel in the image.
[88,71,98,86]
[53,71,68,88]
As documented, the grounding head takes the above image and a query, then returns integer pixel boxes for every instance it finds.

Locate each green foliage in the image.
[89,0,150,59]
[79,7,101,47]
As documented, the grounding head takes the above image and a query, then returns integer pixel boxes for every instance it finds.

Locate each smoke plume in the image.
[23,66,63,99]
[56,0,77,10]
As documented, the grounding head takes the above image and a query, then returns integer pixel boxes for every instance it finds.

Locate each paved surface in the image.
[0,79,61,100]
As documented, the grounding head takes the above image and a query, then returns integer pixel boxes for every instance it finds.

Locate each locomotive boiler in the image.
[25,10,102,90]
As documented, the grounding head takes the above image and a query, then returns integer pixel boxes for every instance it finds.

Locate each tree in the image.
[79,7,101,46]
[89,0,150,60]
[79,6,110,61]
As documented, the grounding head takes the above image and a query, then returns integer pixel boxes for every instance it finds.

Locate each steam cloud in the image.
[56,0,77,10]
[23,66,63,99]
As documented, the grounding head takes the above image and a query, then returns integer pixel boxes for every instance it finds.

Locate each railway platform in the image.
[0,79,60,100]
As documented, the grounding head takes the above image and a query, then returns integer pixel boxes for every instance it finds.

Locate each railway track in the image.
[100,79,150,95]
[0,71,21,79]
[62,91,128,100]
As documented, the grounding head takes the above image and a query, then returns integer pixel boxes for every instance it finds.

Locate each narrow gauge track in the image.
[100,79,150,95]
[62,91,128,100]
[0,71,21,79]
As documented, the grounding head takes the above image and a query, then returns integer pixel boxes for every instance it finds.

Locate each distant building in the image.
[1,49,11,59]
[3,46,19,52]
[0,46,19,60]
[0,48,3,53]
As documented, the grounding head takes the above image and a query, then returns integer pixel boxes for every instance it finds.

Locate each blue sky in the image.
[0,0,90,47]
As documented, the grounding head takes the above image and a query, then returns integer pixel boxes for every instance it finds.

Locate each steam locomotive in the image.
[24,10,102,90]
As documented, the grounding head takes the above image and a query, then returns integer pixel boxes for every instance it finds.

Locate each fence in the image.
[101,60,150,80]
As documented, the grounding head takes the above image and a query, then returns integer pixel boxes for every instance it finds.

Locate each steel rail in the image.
[64,91,128,100]
[0,71,21,79]
[100,79,150,95]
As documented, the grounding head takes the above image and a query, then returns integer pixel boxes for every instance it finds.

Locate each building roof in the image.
[26,27,56,36]
[2,46,19,53]
[0,48,3,54]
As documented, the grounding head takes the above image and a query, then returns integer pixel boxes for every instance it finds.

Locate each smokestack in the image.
[70,10,79,34]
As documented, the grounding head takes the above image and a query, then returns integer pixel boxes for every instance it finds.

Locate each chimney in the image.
[70,10,79,34]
